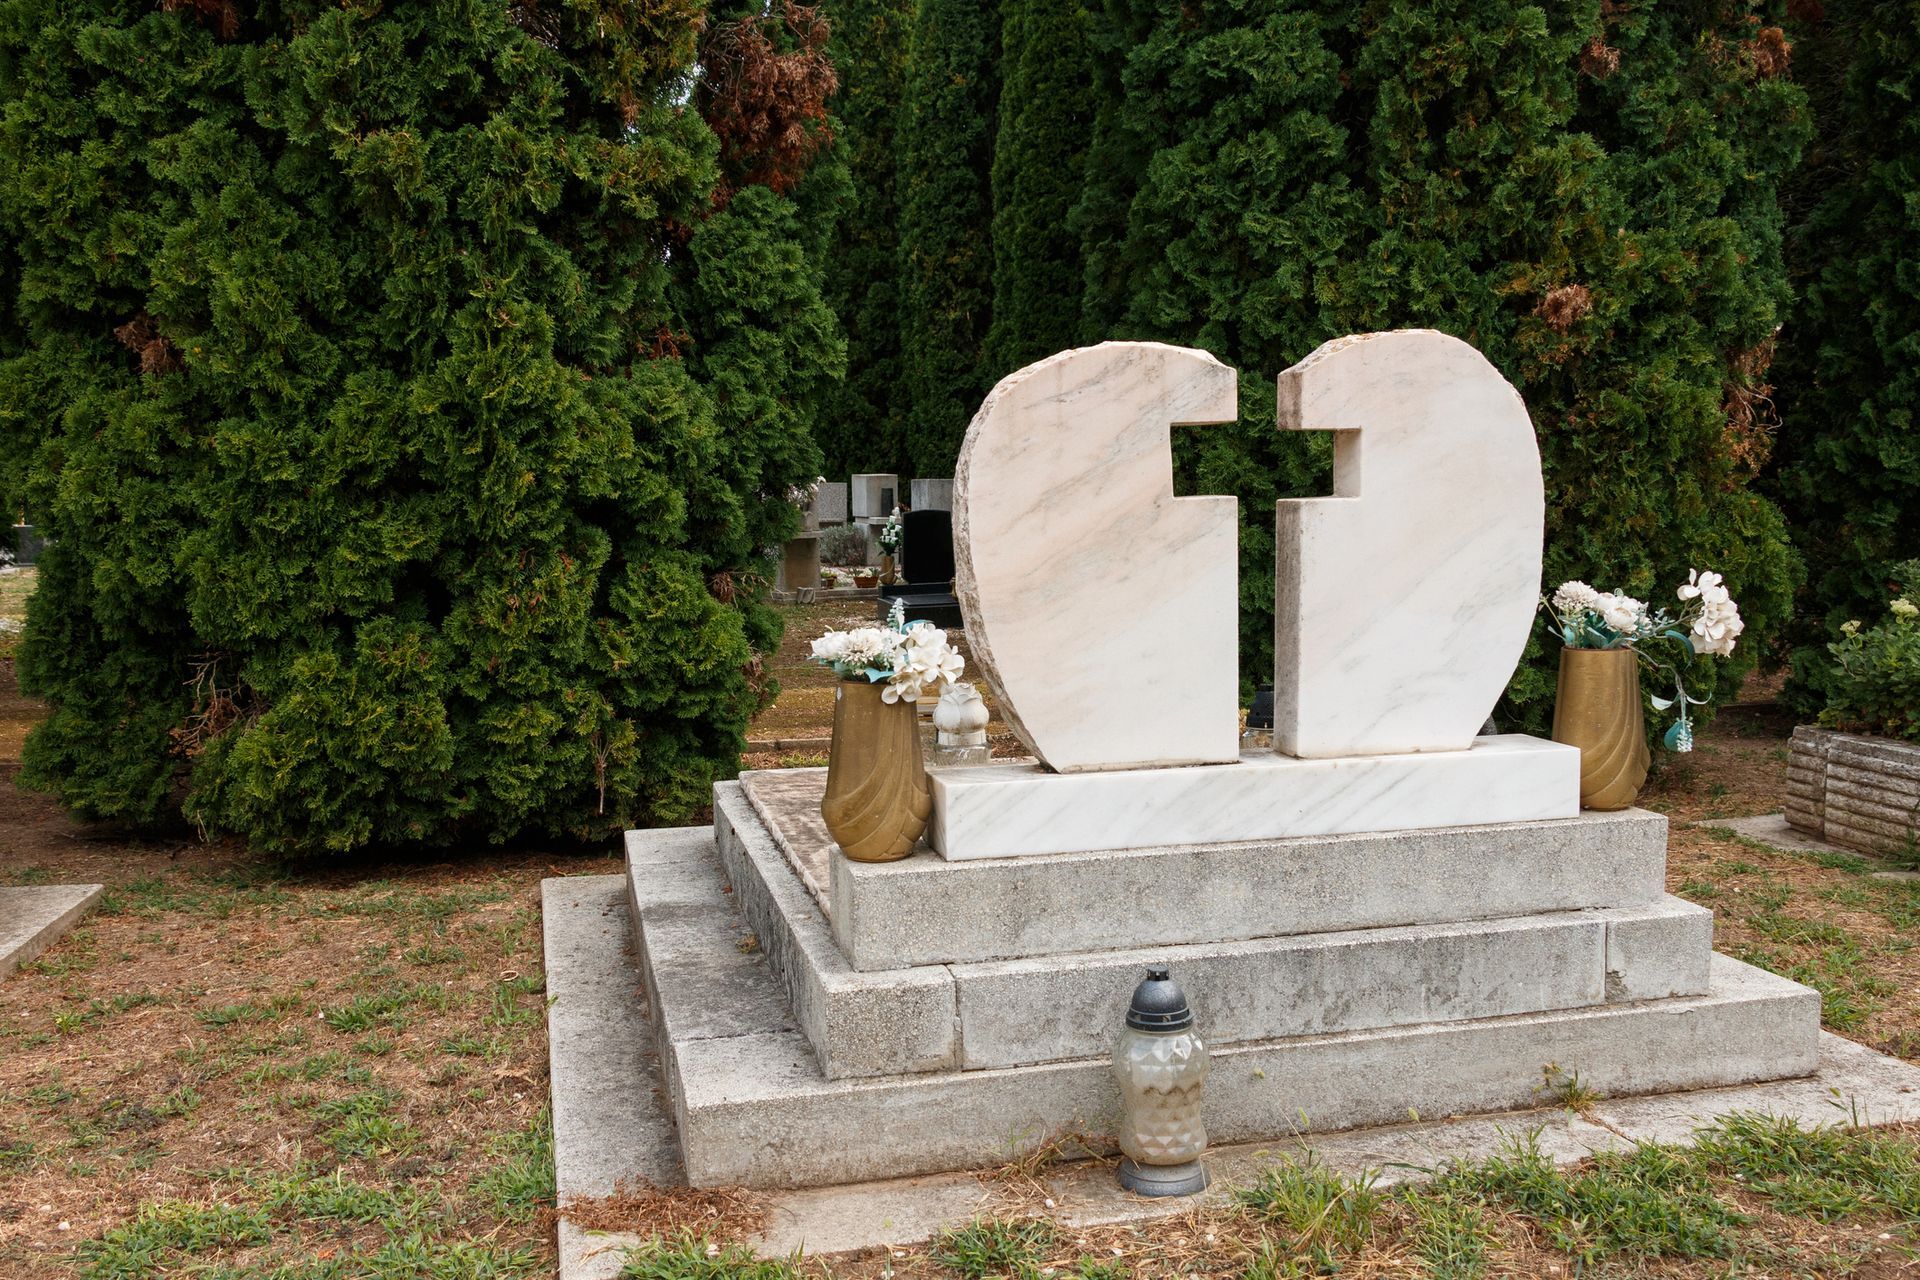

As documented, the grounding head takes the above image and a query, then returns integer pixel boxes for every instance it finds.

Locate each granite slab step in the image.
[685,791,1713,1079]
[629,836,1819,1188]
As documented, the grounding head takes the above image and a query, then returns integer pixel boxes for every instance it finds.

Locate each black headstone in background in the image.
[6,524,45,567]
[900,509,955,587]
[878,508,963,627]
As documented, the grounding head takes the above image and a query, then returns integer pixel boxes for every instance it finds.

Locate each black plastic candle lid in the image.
[1126,967,1193,1031]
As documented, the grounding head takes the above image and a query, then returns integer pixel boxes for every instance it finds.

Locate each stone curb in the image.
[0,884,106,978]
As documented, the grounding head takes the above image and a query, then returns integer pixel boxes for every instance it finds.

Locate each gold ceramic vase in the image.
[880,553,897,586]
[1551,646,1651,811]
[822,680,931,861]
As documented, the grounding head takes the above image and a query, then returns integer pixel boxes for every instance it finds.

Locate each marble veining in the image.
[1273,330,1545,757]
[928,734,1580,860]
[954,342,1242,772]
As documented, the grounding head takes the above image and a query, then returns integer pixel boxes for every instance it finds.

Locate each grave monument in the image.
[621,332,1820,1189]
[876,507,962,627]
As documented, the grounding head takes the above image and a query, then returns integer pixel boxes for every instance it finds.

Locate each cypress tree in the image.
[1081,0,1807,732]
[895,0,999,478]
[0,0,830,851]
[1771,0,1920,709]
[984,0,1094,374]
[815,0,913,478]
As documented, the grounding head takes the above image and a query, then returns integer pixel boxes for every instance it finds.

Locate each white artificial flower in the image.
[1676,568,1728,604]
[809,632,850,663]
[1892,597,1919,620]
[1595,592,1647,635]
[1552,581,1599,613]
[1690,596,1744,656]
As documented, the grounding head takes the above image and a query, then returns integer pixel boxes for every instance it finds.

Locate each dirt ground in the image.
[3,591,1919,1277]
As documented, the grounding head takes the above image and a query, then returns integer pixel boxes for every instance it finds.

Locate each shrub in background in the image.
[0,0,835,852]
[1820,561,1920,742]
[984,0,1093,375]
[818,523,871,567]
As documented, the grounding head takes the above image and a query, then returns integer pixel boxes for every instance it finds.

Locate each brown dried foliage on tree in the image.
[159,0,239,39]
[699,2,837,201]
[1579,36,1621,78]
[1722,338,1780,479]
[1535,284,1593,335]
[1747,26,1792,78]
[113,312,184,376]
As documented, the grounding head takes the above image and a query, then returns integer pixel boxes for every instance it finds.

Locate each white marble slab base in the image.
[928,734,1579,860]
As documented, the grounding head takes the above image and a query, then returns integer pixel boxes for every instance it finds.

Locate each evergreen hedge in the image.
[984,0,1092,375]
[815,0,912,479]
[1771,0,1920,711]
[0,0,834,852]
[894,0,999,478]
[1076,0,1807,731]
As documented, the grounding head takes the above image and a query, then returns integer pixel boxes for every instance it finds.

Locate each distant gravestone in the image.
[879,508,962,627]
[7,524,45,567]
[910,478,954,511]
[900,509,955,587]
[813,483,849,526]
[850,474,898,521]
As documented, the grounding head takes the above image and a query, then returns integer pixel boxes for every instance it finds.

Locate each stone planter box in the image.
[1786,726,1920,858]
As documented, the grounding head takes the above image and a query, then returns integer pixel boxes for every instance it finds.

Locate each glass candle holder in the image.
[1112,967,1210,1196]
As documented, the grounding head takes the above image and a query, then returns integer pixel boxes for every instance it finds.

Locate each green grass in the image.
[620,1235,803,1280]
[320,982,447,1034]
[931,1218,1057,1278]
[1692,1111,1920,1220]
[74,1200,273,1278]
[1404,1189,1496,1280]
[314,1089,418,1159]
[472,1107,555,1223]
[1236,1154,1383,1263]
[197,993,304,1028]
[1436,1131,1743,1266]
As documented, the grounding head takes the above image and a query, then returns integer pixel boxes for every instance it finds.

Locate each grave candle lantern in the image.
[1112,967,1211,1197]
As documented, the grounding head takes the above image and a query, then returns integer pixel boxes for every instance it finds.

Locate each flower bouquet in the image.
[809,598,963,703]
[1542,571,1744,753]
[876,507,903,586]
[808,601,966,861]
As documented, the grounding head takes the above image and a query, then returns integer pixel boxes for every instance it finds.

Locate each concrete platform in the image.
[693,797,1713,1079]
[735,775,1671,971]
[1695,813,1920,883]
[0,884,106,977]
[545,873,1920,1275]
[926,735,1579,858]
[623,825,1819,1188]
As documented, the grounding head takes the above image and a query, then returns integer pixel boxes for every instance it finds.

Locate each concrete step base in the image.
[546,873,1920,1275]
[732,772,1675,971]
[630,830,1821,1189]
[681,794,1714,1080]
